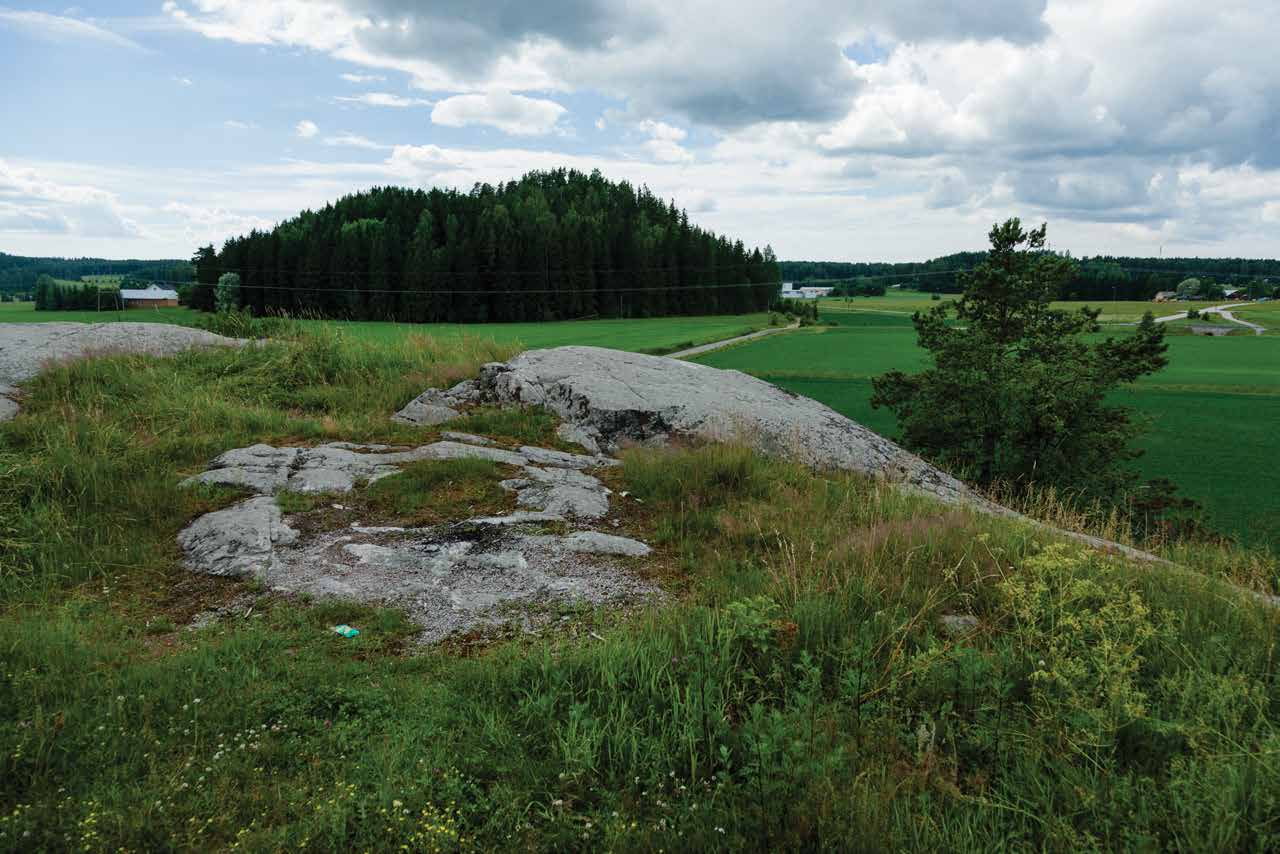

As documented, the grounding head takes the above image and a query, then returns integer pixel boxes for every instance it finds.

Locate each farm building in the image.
[120,284,179,308]
[1153,291,1178,302]
[781,285,835,299]
[1223,288,1248,299]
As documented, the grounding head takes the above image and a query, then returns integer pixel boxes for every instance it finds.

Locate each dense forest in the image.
[0,252,190,298]
[31,274,124,311]
[193,170,781,322]
[782,254,1280,300]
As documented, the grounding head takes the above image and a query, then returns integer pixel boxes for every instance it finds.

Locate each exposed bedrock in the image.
[404,346,983,506]
[0,321,243,423]
[177,433,655,640]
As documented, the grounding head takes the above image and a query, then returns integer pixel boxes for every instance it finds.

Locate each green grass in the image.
[2,328,1279,850]
[817,291,1224,324]
[0,325,1274,850]
[0,301,197,325]
[696,313,1280,550]
[0,301,773,355]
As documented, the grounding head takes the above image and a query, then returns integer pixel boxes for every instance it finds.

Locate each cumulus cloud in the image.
[431,91,567,136]
[295,120,319,138]
[0,159,143,238]
[57,0,1280,258]
[637,120,693,163]
[161,0,1048,128]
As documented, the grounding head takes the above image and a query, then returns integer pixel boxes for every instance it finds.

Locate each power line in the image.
[106,279,783,296]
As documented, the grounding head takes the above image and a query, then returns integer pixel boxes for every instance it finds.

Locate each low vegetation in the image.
[2,325,1278,851]
[697,296,1280,550]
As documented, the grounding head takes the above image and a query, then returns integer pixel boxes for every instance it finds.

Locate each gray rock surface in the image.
[448,346,981,505]
[177,496,299,579]
[393,389,460,426]
[0,322,241,422]
[183,440,619,523]
[441,431,495,446]
[557,531,653,557]
[179,498,656,642]
[0,322,242,385]
[249,523,657,643]
[556,422,602,454]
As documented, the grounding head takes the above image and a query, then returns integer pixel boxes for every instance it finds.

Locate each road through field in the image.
[669,321,798,358]
[1153,302,1267,334]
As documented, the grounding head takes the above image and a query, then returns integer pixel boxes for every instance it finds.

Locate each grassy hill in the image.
[1,322,1277,850]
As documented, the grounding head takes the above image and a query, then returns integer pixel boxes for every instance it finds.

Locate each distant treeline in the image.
[781,254,1280,300]
[0,252,191,296]
[32,274,122,311]
[193,169,781,322]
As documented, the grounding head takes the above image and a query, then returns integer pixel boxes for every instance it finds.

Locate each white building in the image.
[780,284,834,299]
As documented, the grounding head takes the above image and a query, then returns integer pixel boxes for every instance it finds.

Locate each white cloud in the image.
[171,75,193,85]
[637,120,693,163]
[340,72,385,83]
[0,8,147,51]
[21,0,1280,260]
[294,120,319,138]
[431,90,567,136]
[0,159,143,239]
[335,92,433,108]
[223,120,256,130]
[323,133,389,151]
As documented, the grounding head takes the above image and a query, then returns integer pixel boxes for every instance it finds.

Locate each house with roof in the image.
[120,284,179,308]
[1152,291,1178,302]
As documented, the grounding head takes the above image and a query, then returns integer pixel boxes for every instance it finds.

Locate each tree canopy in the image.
[192,169,781,322]
[871,219,1169,501]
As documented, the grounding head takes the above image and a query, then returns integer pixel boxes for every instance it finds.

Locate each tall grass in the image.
[0,327,518,600]
[1,336,1278,850]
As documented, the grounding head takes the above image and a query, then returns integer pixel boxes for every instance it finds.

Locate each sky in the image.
[1,1,1278,262]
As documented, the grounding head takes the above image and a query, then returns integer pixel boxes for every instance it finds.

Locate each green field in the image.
[816,290,1223,324]
[4,295,1272,545]
[0,301,772,355]
[697,306,1280,550]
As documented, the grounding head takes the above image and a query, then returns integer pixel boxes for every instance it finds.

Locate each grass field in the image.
[696,306,1280,550]
[0,301,772,356]
[817,290,1224,324]
[2,326,1277,850]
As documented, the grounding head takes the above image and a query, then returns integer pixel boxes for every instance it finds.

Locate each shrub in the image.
[214,272,241,314]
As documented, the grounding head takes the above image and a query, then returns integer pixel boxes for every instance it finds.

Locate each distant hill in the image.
[781,253,1280,301]
[194,169,780,322]
[0,252,191,298]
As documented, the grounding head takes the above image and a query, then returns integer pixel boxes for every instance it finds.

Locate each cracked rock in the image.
[456,346,985,507]
[177,496,298,579]
[393,389,460,425]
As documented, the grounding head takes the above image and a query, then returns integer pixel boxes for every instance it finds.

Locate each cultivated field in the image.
[819,290,1226,324]
[0,302,773,355]
[697,300,1280,550]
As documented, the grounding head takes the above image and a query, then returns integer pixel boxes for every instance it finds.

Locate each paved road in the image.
[668,322,799,359]
[1151,302,1266,335]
